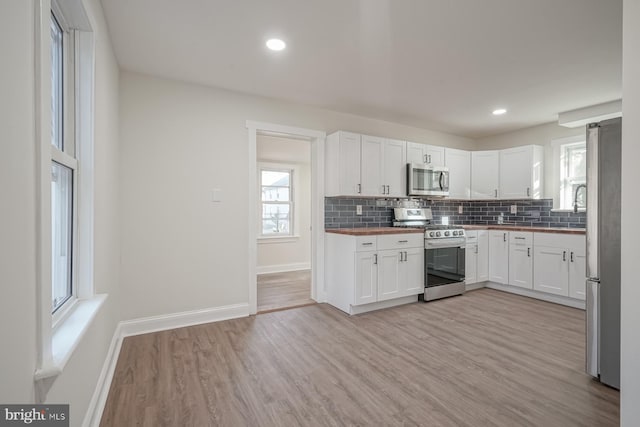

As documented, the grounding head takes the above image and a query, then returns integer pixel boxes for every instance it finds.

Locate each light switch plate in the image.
[510,205,517,214]
[356,205,362,215]
[212,189,222,202]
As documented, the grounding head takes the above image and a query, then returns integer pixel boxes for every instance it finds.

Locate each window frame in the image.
[50,6,79,323]
[559,140,587,211]
[258,164,296,238]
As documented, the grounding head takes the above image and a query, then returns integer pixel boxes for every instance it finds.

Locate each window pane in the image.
[261,170,290,186]
[262,204,290,234]
[52,162,73,312]
[567,145,586,179]
[261,186,290,201]
[51,14,63,150]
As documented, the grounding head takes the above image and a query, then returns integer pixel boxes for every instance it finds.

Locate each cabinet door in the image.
[377,250,401,301]
[360,135,385,196]
[499,146,532,199]
[476,230,489,282]
[354,251,378,305]
[569,246,586,300]
[425,145,445,167]
[488,230,509,284]
[471,151,500,199]
[337,132,361,196]
[406,142,426,164]
[383,139,407,197]
[401,247,425,296]
[509,243,533,289]
[445,148,471,199]
[465,243,478,284]
[533,246,569,296]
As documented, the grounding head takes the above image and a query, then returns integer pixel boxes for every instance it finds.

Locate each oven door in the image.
[425,241,465,287]
[407,164,449,196]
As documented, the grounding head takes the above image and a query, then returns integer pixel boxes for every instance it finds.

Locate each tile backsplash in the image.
[325,197,586,229]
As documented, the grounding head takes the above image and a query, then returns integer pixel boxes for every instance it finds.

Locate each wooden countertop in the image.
[325,227,424,236]
[462,225,586,235]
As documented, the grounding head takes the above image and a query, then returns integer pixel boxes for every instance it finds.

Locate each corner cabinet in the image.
[471,151,500,199]
[445,148,471,199]
[499,145,544,199]
[326,232,424,315]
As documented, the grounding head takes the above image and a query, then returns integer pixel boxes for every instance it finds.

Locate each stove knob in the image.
[444,231,450,236]
[429,232,435,237]
[436,231,441,237]
[452,231,458,236]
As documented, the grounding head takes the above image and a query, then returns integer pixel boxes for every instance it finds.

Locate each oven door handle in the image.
[424,240,466,249]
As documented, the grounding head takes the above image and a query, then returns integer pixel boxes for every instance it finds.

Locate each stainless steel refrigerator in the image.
[586,117,621,390]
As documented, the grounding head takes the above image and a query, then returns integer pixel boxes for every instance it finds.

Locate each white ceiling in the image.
[101,0,622,138]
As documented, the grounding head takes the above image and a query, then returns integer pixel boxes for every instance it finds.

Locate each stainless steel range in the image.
[393,207,466,301]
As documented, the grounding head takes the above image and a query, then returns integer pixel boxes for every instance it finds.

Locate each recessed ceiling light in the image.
[492,108,507,115]
[266,38,286,51]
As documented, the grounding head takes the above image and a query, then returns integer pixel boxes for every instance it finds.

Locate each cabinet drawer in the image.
[377,233,423,250]
[510,231,533,245]
[355,236,377,251]
[465,230,478,241]
[534,232,585,248]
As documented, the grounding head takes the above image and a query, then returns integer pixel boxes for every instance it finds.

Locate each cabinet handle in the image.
[374,254,378,265]
[563,251,567,262]
[527,247,531,257]
[527,187,531,197]
[404,251,408,261]
[398,240,409,243]
[362,242,373,246]
[423,154,427,163]
[382,185,386,195]
[503,233,506,242]
[570,251,574,262]
[494,189,498,198]
[357,184,361,194]
[475,245,479,254]
[386,185,390,194]
[515,237,525,240]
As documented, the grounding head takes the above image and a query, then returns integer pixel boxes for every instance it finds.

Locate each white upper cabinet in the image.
[445,148,471,199]
[499,145,544,199]
[360,135,385,196]
[325,131,362,196]
[406,142,445,167]
[471,151,500,199]
[383,138,407,197]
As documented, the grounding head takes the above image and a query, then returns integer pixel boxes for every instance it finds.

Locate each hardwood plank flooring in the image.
[257,270,315,313]
[100,289,619,426]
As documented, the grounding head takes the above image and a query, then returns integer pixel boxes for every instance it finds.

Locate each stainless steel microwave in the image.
[407,163,450,197]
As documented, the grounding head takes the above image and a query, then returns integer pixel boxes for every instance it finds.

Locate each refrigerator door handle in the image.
[586,279,600,378]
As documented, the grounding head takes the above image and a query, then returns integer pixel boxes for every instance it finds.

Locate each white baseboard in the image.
[82,302,249,426]
[350,295,418,315]
[82,323,123,427]
[465,282,486,291]
[485,282,586,309]
[256,262,311,275]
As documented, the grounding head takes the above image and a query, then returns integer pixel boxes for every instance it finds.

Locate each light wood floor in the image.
[100,289,619,426]
[257,270,315,313]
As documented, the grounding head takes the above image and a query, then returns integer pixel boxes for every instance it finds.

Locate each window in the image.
[50,10,78,314]
[560,141,587,210]
[260,168,293,235]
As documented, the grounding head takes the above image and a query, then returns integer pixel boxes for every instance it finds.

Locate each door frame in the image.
[246,121,326,315]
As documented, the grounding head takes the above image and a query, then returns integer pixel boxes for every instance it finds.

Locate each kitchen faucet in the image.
[574,184,587,213]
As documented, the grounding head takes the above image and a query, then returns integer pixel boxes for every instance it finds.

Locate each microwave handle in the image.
[439,172,444,190]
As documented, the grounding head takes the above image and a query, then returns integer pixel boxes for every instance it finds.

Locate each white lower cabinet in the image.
[488,230,509,284]
[465,230,488,285]
[509,232,533,289]
[533,233,586,299]
[326,232,424,314]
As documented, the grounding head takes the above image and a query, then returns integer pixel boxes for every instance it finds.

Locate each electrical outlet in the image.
[458,205,463,214]
[356,205,363,215]
[510,205,518,214]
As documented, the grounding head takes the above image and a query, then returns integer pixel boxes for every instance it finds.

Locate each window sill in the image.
[258,235,300,244]
[551,208,586,213]
[34,294,107,381]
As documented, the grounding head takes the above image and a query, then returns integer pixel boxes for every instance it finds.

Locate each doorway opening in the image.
[246,121,326,315]
[256,133,313,312]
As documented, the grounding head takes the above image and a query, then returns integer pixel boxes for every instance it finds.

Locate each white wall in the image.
[257,135,311,273]
[0,1,121,425]
[118,71,475,321]
[474,122,585,201]
[621,0,640,424]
